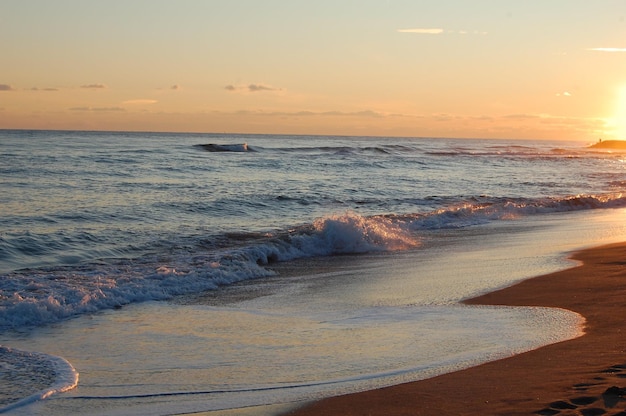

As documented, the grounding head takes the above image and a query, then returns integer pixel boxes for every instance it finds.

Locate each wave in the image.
[195,142,420,155]
[196,143,250,152]
[424,146,588,159]
[402,193,626,228]
[193,141,609,160]
[1,193,625,331]
[0,346,79,413]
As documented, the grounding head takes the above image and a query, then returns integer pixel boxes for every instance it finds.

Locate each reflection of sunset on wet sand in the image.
[290,243,626,416]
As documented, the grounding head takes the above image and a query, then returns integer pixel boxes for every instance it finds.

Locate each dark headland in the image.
[588,139,626,149]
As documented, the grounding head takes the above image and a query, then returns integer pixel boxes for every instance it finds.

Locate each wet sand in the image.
[287,242,626,415]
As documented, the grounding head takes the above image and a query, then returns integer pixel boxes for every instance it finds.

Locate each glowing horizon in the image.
[1,1,626,141]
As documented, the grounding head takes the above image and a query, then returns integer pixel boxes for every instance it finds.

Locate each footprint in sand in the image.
[534,363,626,415]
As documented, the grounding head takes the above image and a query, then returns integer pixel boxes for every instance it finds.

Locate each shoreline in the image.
[286,242,626,415]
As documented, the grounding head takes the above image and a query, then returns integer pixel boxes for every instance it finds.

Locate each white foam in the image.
[0,302,583,416]
[0,346,78,413]
[2,195,626,330]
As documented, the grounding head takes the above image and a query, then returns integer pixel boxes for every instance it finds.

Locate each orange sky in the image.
[2,1,626,140]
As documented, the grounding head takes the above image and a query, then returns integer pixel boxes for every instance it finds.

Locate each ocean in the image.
[2,130,626,415]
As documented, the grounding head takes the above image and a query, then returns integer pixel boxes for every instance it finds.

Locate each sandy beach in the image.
[287,242,626,416]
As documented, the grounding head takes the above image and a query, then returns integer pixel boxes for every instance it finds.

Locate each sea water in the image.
[2,130,626,415]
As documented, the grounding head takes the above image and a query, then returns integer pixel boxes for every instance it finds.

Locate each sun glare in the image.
[611,85,626,140]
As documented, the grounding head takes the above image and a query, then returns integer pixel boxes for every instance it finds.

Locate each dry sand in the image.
[286,242,626,415]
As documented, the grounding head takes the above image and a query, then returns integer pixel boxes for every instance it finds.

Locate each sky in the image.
[2,0,626,140]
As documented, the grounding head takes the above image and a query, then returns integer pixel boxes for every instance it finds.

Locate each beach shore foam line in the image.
[0,346,78,413]
[286,242,626,416]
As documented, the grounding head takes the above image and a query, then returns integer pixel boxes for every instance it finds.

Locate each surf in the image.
[0,346,79,413]
[197,143,250,152]
[2,190,626,332]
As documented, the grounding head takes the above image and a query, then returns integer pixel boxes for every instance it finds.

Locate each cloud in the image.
[503,113,541,120]
[1,85,59,92]
[80,84,107,89]
[459,30,488,35]
[397,28,487,35]
[556,91,572,97]
[322,110,385,118]
[588,48,626,52]
[398,28,444,34]
[69,106,125,112]
[225,109,392,118]
[248,84,278,92]
[122,99,158,105]
[155,85,181,91]
[225,83,282,93]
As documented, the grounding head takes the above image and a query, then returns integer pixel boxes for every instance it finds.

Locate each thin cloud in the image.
[80,84,107,89]
[458,30,488,35]
[556,91,572,97]
[155,85,181,91]
[322,110,385,118]
[398,28,444,34]
[225,109,392,118]
[31,87,59,91]
[588,47,626,52]
[432,113,460,122]
[225,83,282,93]
[69,106,125,112]
[503,113,541,120]
[122,99,158,105]
[248,84,279,92]
[398,28,487,35]
[0,84,15,91]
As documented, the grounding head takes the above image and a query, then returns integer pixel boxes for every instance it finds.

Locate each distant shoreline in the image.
[589,139,626,149]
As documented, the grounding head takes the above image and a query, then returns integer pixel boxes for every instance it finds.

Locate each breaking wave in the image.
[1,193,625,331]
